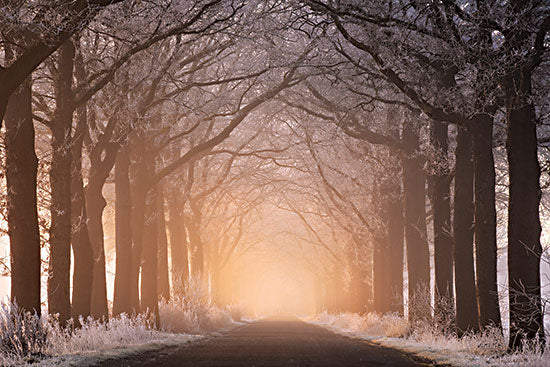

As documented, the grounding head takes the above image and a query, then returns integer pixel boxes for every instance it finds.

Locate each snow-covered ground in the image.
[0,306,241,367]
[0,277,244,366]
[312,312,550,367]
[36,333,204,367]
[0,307,241,367]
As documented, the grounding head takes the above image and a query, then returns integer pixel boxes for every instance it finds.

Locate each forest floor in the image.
[92,317,441,367]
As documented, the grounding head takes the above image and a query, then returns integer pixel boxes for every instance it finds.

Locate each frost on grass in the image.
[313,312,550,367]
[159,277,234,334]
[0,279,238,366]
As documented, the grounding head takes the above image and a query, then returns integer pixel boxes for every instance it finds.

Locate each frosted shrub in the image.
[228,304,244,322]
[315,311,408,338]
[46,313,159,356]
[406,285,456,339]
[0,290,236,365]
[160,276,233,333]
[315,312,535,366]
[432,294,456,336]
[375,313,409,338]
[406,283,433,330]
[0,302,47,364]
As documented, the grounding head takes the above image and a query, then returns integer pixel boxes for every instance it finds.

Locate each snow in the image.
[0,294,242,366]
[35,334,203,367]
[311,312,550,367]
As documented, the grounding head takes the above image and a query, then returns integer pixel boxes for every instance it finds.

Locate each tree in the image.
[4,71,41,315]
[503,2,549,349]
[453,125,479,334]
[0,0,125,125]
[300,0,507,330]
[47,40,75,324]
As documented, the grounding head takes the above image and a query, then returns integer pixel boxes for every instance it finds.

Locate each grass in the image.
[0,278,238,366]
[314,312,550,366]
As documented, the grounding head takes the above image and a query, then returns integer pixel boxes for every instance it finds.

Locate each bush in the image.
[159,276,233,333]
[228,304,244,323]
[0,302,47,364]
[0,280,236,365]
[315,311,408,338]
[46,313,159,356]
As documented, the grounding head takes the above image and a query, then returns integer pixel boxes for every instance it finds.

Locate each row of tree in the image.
[0,0,548,353]
[286,0,549,351]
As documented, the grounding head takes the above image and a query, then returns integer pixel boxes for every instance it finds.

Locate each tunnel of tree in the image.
[0,0,549,355]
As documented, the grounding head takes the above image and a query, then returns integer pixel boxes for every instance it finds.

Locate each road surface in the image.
[97,317,441,366]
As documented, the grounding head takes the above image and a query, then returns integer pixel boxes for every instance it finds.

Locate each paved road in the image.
[97,318,441,366]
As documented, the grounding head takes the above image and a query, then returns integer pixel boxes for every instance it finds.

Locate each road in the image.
[96,317,441,366]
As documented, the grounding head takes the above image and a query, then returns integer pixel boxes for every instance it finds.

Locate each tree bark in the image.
[113,145,133,316]
[48,40,75,324]
[70,137,94,320]
[387,185,404,315]
[141,186,160,326]
[85,140,119,319]
[372,238,390,313]
[130,148,148,312]
[347,251,365,313]
[5,76,41,315]
[358,258,371,313]
[85,179,109,319]
[211,265,222,305]
[167,196,189,295]
[453,125,480,334]
[470,113,501,330]
[506,73,544,349]
[187,213,204,276]
[156,185,170,301]
[428,122,454,316]
[386,109,404,315]
[402,121,430,322]
[70,55,94,321]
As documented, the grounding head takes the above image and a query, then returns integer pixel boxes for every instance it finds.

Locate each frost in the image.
[0,296,238,366]
[313,312,550,367]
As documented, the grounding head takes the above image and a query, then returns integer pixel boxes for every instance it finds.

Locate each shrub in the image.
[160,276,233,333]
[228,304,244,322]
[0,280,236,365]
[0,301,47,364]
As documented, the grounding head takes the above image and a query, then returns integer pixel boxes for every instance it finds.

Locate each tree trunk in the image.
[141,186,160,326]
[168,197,189,295]
[372,238,390,313]
[113,146,133,316]
[347,252,364,313]
[187,215,204,276]
[470,114,501,330]
[70,127,94,320]
[387,187,404,315]
[85,133,119,320]
[48,40,75,324]
[386,109,404,315]
[85,179,109,319]
[71,46,94,321]
[156,185,170,301]
[453,125,480,334]
[428,122,454,316]
[211,265,222,305]
[130,150,147,312]
[506,74,544,349]
[402,121,430,322]
[5,76,41,315]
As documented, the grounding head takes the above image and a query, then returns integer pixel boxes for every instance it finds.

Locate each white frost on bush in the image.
[0,279,240,367]
[313,312,550,367]
[314,311,408,338]
[160,276,235,334]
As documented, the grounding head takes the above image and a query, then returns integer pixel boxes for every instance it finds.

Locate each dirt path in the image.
[96,317,441,366]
